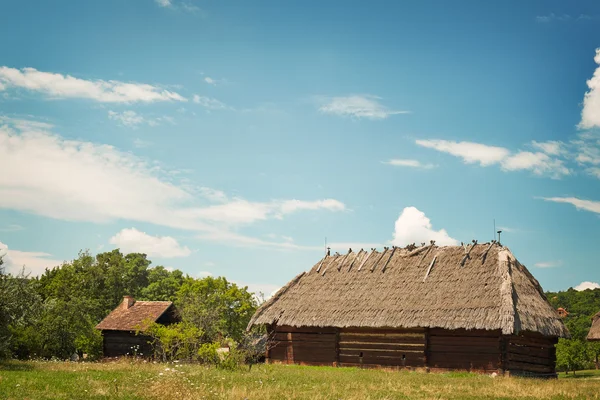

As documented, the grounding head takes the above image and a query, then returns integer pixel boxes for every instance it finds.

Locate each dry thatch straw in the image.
[587,312,600,341]
[248,243,569,338]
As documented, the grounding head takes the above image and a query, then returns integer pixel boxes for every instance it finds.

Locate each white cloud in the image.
[109,228,191,258]
[574,281,600,291]
[534,261,562,268]
[193,94,229,110]
[133,138,152,148]
[198,187,228,203]
[579,49,600,129]
[0,241,62,276]
[531,140,563,156]
[236,281,282,300]
[500,151,570,178]
[155,0,172,7]
[542,197,600,214]
[416,139,510,166]
[318,95,410,120]
[0,224,24,232]
[391,206,458,247]
[0,118,345,242]
[197,271,213,278]
[108,110,145,128]
[0,66,186,103]
[384,159,436,169]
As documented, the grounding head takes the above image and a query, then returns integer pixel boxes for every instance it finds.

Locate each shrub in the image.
[197,342,220,365]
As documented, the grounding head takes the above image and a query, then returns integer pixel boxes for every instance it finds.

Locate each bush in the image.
[197,342,220,365]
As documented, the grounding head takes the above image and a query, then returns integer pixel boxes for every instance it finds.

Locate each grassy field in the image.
[1,360,599,400]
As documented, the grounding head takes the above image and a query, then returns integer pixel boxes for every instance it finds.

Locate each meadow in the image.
[1,360,599,400]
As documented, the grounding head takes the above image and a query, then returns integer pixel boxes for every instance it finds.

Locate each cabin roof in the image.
[248,242,570,338]
[95,298,173,331]
[587,312,600,341]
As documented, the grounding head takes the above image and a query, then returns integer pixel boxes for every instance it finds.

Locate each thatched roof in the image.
[96,298,173,331]
[249,243,569,338]
[587,312,600,341]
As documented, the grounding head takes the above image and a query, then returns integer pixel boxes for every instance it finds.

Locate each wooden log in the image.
[347,250,364,272]
[274,326,337,334]
[381,246,397,273]
[428,344,501,354]
[423,255,437,282]
[339,335,425,344]
[357,250,374,271]
[429,328,501,337]
[508,352,555,365]
[370,247,389,272]
[341,327,425,334]
[508,336,556,347]
[506,361,554,374]
[339,342,424,351]
[428,336,500,347]
[507,344,552,359]
[273,333,336,342]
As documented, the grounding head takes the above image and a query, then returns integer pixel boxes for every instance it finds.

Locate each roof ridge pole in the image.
[381,246,398,273]
[480,241,495,265]
[336,251,350,272]
[357,248,375,271]
[459,240,478,267]
[423,255,437,282]
[347,249,364,272]
[370,247,389,272]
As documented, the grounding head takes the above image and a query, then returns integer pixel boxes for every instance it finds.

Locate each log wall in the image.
[102,330,153,358]
[266,325,558,376]
[338,328,425,368]
[505,332,557,377]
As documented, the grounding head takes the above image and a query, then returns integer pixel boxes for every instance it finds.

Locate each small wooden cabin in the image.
[587,312,600,341]
[248,243,570,377]
[96,296,178,358]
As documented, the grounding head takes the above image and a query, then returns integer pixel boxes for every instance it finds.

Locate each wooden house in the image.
[96,296,178,358]
[248,242,570,377]
[587,312,600,341]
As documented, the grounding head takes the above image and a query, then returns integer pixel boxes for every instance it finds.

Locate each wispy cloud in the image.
[535,13,594,23]
[155,0,201,14]
[383,159,436,169]
[203,76,227,86]
[534,260,562,268]
[155,0,172,7]
[108,110,173,129]
[193,94,230,110]
[109,228,191,258]
[0,117,346,245]
[318,95,410,120]
[416,139,571,178]
[416,139,510,166]
[0,66,186,103]
[0,224,24,232]
[541,197,600,214]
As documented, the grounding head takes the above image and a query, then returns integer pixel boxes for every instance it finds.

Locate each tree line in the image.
[546,288,600,372]
[0,249,259,361]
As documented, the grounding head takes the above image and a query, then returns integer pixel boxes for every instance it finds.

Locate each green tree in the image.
[176,276,257,342]
[140,266,185,302]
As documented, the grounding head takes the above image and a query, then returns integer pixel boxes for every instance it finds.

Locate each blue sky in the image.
[1,0,600,295]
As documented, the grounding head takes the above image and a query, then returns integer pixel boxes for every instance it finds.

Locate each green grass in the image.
[1,360,599,400]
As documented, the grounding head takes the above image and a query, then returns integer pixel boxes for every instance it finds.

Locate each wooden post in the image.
[424,328,430,372]
[499,335,507,375]
[334,328,340,367]
[287,332,293,364]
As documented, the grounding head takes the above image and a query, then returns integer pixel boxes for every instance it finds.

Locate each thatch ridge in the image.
[248,243,569,338]
[587,312,600,341]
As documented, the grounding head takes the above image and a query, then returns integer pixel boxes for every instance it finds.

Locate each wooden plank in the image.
[357,249,374,271]
[507,361,554,374]
[339,335,425,344]
[508,336,556,347]
[275,326,337,334]
[339,342,424,351]
[428,336,500,346]
[428,344,501,354]
[508,344,552,359]
[339,347,424,355]
[423,255,437,282]
[428,353,500,364]
[339,354,425,367]
[371,247,389,272]
[273,333,336,342]
[508,352,554,365]
[429,328,501,337]
[381,246,397,273]
[341,327,426,334]
[291,342,337,351]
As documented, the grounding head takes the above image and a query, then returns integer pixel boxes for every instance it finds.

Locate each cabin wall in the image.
[266,325,558,376]
[505,332,557,376]
[427,328,502,372]
[267,326,337,365]
[102,330,153,358]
